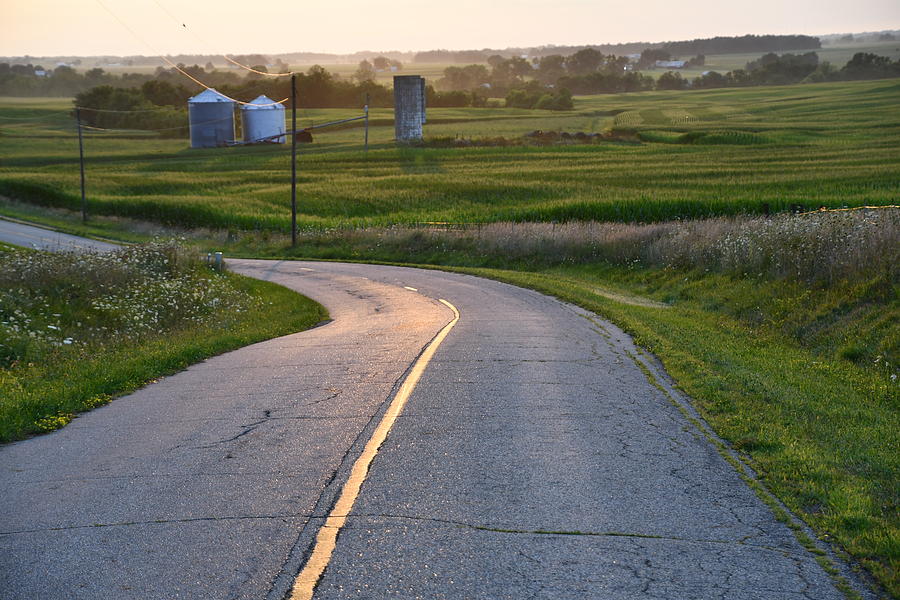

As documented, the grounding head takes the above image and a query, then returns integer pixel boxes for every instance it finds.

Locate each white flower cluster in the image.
[0,242,250,367]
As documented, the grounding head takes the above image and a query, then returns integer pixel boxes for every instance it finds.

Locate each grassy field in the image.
[1,79,898,231]
[1,77,898,596]
[656,41,900,81]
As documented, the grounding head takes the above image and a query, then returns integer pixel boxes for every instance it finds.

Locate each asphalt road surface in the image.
[0,217,119,252]
[0,245,868,598]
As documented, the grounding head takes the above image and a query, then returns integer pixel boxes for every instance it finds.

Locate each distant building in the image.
[655,60,687,69]
[241,95,285,144]
[188,88,235,148]
[34,70,47,77]
[393,75,426,143]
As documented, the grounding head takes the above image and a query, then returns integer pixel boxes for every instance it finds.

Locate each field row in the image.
[1,79,898,230]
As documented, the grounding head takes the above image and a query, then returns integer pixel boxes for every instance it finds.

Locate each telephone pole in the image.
[76,108,87,223]
[291,73,297,247]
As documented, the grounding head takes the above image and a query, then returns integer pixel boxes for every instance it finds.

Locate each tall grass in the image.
[0,241,327,442]
[289,207,900,285]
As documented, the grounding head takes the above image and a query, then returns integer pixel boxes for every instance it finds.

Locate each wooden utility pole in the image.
[291,74,297,247]
[364,93,369,152]
[75,108,87,222]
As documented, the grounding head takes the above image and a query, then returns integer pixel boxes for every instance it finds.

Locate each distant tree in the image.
[372,56,390,70]
[656,71,688,90]
[802,62,838,83]
[294,65,336,107]
[565,48,604,75]
[725,69,751,86]
[507,56,533,77]
[354,59,376,83]
[685,54,705,68]
[841,52,900,79]
[603,55,630,73]
[691,71,727,88]
[661,34,820,55]
[84,68,109,86]
[244,64,269,80]
[453,50,489,63]
[536,54,566,84]
[437,64,490,91]
[487,54,505,68]
[205,61,215,71]
[488,57,532,92]
[638,49,671,69]
[141,79,186,106]
[505,85,572,110]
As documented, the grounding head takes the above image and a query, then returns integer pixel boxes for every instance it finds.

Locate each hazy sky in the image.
[3,0,900,57]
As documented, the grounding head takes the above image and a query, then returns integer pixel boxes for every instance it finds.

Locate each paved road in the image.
[0,217,119,252]
[0,247,867,598]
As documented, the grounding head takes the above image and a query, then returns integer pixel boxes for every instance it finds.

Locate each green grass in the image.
[0,244,327,442]
[1,79,898,231]
[471,264,898,597]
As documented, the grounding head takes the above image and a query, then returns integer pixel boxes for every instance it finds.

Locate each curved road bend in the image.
[0,217,119,253]
[0,256,864,599]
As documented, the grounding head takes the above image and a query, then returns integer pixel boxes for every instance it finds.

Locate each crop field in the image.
[0,78,898,231]
[656,41,900,81]
[1,76,898,595]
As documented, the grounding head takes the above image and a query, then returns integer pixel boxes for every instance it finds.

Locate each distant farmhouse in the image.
[655,60,687,69]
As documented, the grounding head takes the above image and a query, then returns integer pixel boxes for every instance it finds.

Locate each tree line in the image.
[431,49,900,102]
[17,48,900,137]
[669,52,900,90]
[71,63,496,135]
[412,34,822,63]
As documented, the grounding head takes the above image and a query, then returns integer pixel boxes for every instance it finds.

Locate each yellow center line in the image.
[289,299,460,600]
[404,286,418,291]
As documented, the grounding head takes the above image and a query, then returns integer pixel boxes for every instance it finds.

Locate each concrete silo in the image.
[242,95,285,143]
[393,75,426,142]
[188,88,235,148]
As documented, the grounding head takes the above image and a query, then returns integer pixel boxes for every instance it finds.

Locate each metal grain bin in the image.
[393,75,426,142]
[242,95,285,143]
[188,88,235,148]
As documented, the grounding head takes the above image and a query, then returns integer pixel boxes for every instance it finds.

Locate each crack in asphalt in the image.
[333,512,811,555]
[193,410,273,448]
[0,510,808,559]
[302,388,343,407]
[0,514,305,535]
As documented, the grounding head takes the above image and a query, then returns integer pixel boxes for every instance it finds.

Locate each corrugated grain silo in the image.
[241,95,286,143]
[188,88,235,148]
[393,75,426,142]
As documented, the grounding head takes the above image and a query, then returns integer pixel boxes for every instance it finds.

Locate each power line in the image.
[148,0,292,78]
[92,0,287,106]
[0,110,72,121]
[75,105,177,114]
[79,114,231,133]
